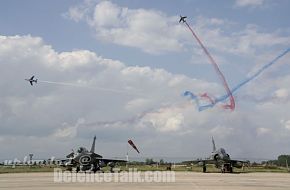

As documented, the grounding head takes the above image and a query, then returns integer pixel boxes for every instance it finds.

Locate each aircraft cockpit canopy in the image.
[77,147,88,153]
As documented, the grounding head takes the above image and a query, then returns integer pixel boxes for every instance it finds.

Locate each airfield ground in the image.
[0,172,290,190]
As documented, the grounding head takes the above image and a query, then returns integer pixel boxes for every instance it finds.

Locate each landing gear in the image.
[203,165,207,173]
[108,162,116,173]
[91,164,101,173]
[76,166,80,173]
[222,163,233,173]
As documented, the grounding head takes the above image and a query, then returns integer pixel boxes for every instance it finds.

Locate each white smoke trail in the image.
[38,80,144,96]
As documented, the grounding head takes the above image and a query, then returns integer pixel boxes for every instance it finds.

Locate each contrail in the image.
[38,80,144,96]
[184,48,290,111]
[184,20,235,110]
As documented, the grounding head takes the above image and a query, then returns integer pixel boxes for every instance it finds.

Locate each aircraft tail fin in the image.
[212,136,216,152]
[90,136,96,153]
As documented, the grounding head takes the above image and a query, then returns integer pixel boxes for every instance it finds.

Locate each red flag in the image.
[128,139,140,153]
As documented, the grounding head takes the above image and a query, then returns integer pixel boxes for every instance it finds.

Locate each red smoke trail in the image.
[184,22,235,110]
[200,93,215,105]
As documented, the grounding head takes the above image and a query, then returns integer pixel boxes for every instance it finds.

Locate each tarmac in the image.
[0,172,290,190]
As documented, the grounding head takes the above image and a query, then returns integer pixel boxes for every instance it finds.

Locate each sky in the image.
[0,0,290,162]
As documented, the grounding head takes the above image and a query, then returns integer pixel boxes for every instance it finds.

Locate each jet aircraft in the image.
[25,76,37,86]
[179,15,187,23]
[64,136,127,173]
[185,137,249,173]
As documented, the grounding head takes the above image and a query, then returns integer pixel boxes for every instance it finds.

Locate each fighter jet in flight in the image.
[64,136,127,173]
[179,15,187,23]
[25,76,37,86]
[185,137,249,173]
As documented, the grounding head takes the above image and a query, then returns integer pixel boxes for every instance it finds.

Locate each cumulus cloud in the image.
[67,1,185,54]
[0,34,223,158]
[1,1,290,160]
[141,105,185,132]
[1,33,290,159]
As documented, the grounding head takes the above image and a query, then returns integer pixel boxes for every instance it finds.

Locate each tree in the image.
[145,158,154,165]
[277,155,290,167]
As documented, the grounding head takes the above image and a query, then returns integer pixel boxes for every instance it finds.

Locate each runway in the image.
[0,172,290,190]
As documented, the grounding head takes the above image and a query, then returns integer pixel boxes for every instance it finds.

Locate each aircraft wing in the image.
[184,159,249,167]
[230,159,249,163]
[30,81,33,86]
[91,152,103,158]
[188,159,217,164]
[30,76,35,80]
[229,159,250,167]
[97,158,127,164]
[66,152,74,158]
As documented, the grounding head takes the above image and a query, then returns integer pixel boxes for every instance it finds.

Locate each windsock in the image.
[128,139,140,153]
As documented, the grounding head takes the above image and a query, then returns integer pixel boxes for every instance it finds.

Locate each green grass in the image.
[1,164,289,174]
[0,165,63,174]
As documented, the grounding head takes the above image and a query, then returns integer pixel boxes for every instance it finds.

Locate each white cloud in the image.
[256,127,271,135]
[141,105,185,132]
[1,31,290,159]
[282,120,290,130]
[67,1,186,54]
[64,0,94,22]
[125,98,150,111]
[0,34,223,157]
[235,0,265,7]
[274,88,288,99]
[210,125,234,138]
[58,50,124,70]
[52,118,85,138]
[53,124,78,138]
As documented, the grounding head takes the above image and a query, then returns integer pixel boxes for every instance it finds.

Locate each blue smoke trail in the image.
[184,48,290,111]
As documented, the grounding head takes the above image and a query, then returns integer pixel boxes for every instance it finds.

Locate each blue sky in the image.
[0,0,290,161]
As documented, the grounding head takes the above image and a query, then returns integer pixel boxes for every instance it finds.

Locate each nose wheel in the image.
[222,163,233,173]
[203,165,207,173]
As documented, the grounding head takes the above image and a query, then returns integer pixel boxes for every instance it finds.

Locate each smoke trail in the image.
[184,21,235,110]
[200,93,215,104]
[216,48,290,102]
[81,101,191,130]
[184,48,290,110]
[38,80,144,96]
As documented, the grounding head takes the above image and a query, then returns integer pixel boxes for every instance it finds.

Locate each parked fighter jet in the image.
[25,76,37,86]
[179,15,187,23]
[185,137,249,173]
[64,136,127,173]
